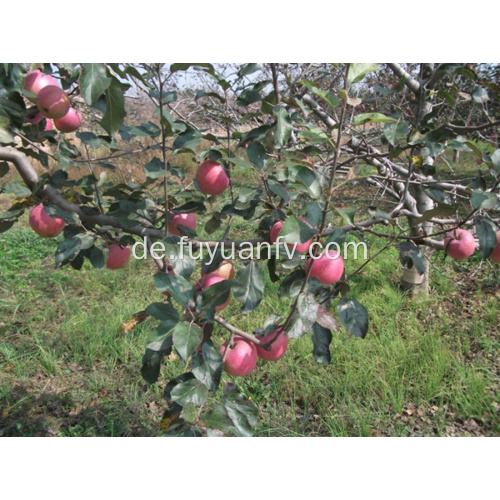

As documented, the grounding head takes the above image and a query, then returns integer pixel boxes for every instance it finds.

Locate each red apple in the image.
[489,231,500,263]
[167,212,196,236]
[24,69,58,103]
[200,273,231,311]
[54,107,82,133]
[305,249,345,285]
[201,260,235,280]
[29,204,65,238]
[444,228,476,260]
[195,160,229,195]
[106,243,131,270]
[270,218,312,254]
[220,336,258,376]
[256,328,289,361]
[25,113,54,131]
[37,86,70,120]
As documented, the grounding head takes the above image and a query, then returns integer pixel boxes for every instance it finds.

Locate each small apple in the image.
[106,243,131,270]
[489,230,500,263]
[54,107,82,133]
[200,273,231,311]
[201,260,235,280]
[29,204,65,238]
[24,69,58,103]
[305,249,345,285]
[270,218,313,254]
[256,328,288,361]
[195,160,229,195]
[220,336,258,376]
[444,228,476,260]
[25,113,54,131]
[167,212,196,236]
[37,86,70,120]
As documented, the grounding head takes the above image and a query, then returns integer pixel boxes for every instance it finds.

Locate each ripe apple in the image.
[25,113,54,131]
[29,204,65,238]
[24,69,58,103]
[489,230,500,263]
[37,86,70,120]
[106,243,131,270]
[195,160,229,195]
[270,218,312,254]
[256,328,288,361]
[220,336,258,376]
[201,260,235,280]
[305,249,345,285]
[167,212,196,236]
[200,273,231,311]
[444,228,476,260]
[54,107,82,133]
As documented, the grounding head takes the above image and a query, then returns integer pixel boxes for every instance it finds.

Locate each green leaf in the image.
[301,79,339,109]
[298,127,330,144]
[348,63,379,84]
[100,77,126,135]
[199,279,233,314]
[352,113,397,125]
[416,203,457,223]
[192,342,223,393]
[173,322,203,361]
[280,217,316,245]
[144,157,166,179]
[311,322,332,365]
[80,64,111,105]
[145,302,179,322]
[471,191,499,210]
[238,63,260,78]
[154,272,195,307]
[89,246,105,269]
[223,393,258,437]
[0,88,26,129]
[399,241,426,275]
[337,298,368,338]
[141,339,173,384]
[237,89,261,107]
[288,293,319,339]
[233,261,265,313]
[273,106,292,147]
[0,162,9,178]
[173,128,201,152]
[3,182,31,197]
[170,379,209,407]
[474,216,497,259]
[290,166,322,199]
[55,237,82,267]
[383,118,409,147]
[335,207,356,226]
[326,228,347,246]
[247,141,267,169]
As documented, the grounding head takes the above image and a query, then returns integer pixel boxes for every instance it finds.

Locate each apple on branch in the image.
[444,228,476,260]
[220,336,258,376]
[195,160,229,195]
[29,204,65,238]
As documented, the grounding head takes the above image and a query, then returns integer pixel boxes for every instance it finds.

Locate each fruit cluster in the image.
[24,69,82,133]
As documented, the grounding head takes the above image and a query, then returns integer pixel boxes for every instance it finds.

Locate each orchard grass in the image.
[0,209,498,436]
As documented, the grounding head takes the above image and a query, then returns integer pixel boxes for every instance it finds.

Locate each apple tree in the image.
[0,63,499,436]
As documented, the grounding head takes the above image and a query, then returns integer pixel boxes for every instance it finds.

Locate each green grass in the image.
[0,150,499,436]
[0,217,498,436]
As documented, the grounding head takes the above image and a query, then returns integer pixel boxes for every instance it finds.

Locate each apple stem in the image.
[214,315,270,350]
